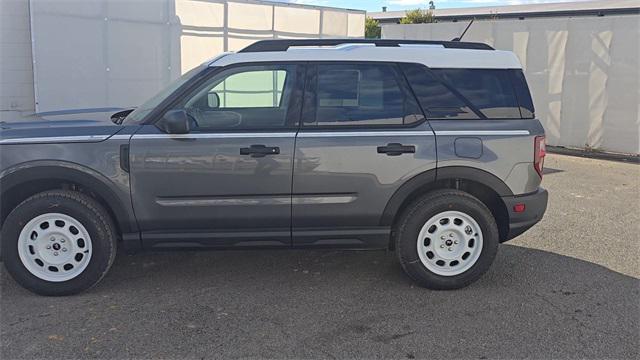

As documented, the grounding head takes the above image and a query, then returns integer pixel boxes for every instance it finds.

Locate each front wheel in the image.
[2,190,117,296]
[396,189,499,290]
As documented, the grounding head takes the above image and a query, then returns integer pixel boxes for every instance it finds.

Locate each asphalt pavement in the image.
[1,153,639,359]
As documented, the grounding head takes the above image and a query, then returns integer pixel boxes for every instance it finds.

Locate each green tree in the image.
[365,16,381,39]
[399,9,436,24]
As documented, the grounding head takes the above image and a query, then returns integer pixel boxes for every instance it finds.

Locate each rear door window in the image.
[306,63,423,127]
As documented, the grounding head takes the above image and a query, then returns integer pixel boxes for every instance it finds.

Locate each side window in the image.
[176,64,297,130]
[510,69,535,119]
[432,68,522,119]
[308,63,423,127]
[209,70,288,108]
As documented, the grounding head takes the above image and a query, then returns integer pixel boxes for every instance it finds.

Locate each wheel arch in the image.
[381,166,511,245]
[0,161,135,236]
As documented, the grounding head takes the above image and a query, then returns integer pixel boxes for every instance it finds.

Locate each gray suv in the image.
[0,39,548,295]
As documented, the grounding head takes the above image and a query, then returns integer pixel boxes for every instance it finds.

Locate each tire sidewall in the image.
[2,193,115,295]
[397,192,499,289]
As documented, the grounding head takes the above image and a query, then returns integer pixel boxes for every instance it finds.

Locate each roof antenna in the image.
[452,19,474,41]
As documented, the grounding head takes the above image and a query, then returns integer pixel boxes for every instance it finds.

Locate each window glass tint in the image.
[312,63,421,126]
[510,70,535,118]
[433,68,521,119]
[177,65,296,130]
[400,64,479,120]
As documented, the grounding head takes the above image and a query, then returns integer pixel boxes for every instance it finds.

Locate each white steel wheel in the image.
[17,213,93,282]
[417,210,483,276]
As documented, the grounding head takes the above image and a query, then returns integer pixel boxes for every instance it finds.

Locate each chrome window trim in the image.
[434,130,530,136]
[0,130,530,145]
[109,134,133,140]
[0,135,111,145]
[297,131,434,138]
[132,132,297,140]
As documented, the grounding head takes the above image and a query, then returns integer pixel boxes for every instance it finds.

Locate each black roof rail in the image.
[239,39,494,52]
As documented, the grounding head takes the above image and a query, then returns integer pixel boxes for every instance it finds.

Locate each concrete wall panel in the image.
[0,0,35,120]
[24,0,364,117]
[228,1,272,30]
[348,13,365,37]
[322,10,348,37]
[274,6,319,34]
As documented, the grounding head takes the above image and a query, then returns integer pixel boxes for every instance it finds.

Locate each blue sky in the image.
[280,0,592,12]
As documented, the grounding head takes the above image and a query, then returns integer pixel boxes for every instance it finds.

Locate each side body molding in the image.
[0,161,138,238]
[379,166,513,226]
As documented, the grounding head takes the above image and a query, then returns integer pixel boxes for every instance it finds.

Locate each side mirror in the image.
[207,92,220,109]
[158,109,191,134]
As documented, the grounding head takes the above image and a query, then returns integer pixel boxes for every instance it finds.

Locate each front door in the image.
[129,63,304,248]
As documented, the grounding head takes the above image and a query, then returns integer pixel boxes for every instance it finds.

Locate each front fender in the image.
[0,160,137,234]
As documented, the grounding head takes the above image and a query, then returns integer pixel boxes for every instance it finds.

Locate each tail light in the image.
[534,136,546,178]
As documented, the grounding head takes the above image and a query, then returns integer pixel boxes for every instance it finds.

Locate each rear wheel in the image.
[396,189,499,289]
[2,190,117,295]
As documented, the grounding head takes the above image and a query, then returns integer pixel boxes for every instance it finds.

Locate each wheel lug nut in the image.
[440,236,446,240]
[440,244,445,248]
[50,237,55,241]
[54,252,59,256]
[60,239,65,243]
[62,248,67,252]
[454,240,459,244]
[46,245,51,249]
[448,247,453,251]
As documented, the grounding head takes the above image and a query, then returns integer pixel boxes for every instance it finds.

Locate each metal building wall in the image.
[0,0,35,121]
[27,0,364,114]
[383,16,640,155]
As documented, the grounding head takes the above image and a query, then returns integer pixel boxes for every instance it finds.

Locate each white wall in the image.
[25,0,364,115]
[383,16,640,155]
[0,0,35,121]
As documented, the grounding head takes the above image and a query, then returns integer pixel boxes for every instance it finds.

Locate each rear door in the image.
[292,62,437,248]
[129,63,304,247]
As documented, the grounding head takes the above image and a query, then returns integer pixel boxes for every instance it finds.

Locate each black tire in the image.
[395,189,499,290]
[1,190,117,296]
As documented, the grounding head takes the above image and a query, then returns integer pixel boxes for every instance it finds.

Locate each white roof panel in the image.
[210,45,523,69]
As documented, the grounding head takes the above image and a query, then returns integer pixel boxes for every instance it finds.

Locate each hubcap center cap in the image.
[52,243,61,251]
[445,239,453,246]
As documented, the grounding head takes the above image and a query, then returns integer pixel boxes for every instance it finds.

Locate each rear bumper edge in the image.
[501,187,548,242]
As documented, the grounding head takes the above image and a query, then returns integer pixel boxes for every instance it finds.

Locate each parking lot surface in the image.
[1,153,639,359]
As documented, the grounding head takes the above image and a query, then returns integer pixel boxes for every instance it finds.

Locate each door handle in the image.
[377,143,416,156]
[240,144,280,158]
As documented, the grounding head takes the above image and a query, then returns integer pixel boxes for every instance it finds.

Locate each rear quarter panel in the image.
[430,119,545,195]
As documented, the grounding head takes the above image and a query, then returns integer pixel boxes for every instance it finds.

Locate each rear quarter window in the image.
[401,64,532,120]
[432,68,521,119]
[510,69,535,119]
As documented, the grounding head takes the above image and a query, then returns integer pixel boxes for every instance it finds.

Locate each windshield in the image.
[124,64,206,124]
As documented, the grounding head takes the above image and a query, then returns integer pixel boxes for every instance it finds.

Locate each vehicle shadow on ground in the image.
[1,244,638,359]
